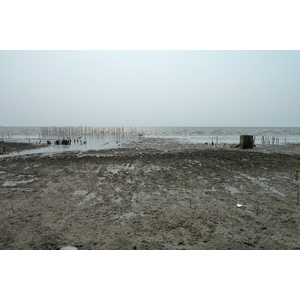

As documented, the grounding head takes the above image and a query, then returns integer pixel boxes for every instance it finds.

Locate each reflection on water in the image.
[0,134,139,157]
[1,126,300,157]
[0,126,142,156]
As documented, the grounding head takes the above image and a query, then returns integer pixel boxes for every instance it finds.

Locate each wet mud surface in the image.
[0,139,300,249]
[0,141,49,155]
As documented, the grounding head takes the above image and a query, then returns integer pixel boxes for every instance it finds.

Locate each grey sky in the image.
[0,50,299,127]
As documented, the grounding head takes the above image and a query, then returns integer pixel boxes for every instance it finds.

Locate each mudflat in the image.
[0,139,299,250]
[0,141,48,155]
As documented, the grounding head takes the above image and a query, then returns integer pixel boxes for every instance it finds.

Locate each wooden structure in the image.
[239,135,254,149]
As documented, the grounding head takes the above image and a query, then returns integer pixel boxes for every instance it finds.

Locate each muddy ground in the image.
[0,139,300,250]
[0,140,48,155]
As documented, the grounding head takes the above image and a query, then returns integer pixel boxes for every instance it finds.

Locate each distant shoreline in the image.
[1,125,300,128]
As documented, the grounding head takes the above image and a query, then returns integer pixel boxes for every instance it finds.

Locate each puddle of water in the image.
[74,190,88,196]
[225,186,240,194]
[268,187,285,197]
[18,174,34,178]
[60,246,78,250]
[241,174,285,197]
[2,178,37,186]
[17,179,37,184]
[2,181,17,187]
[125,165,136,170]
[108,168,119,174]
[122,212,135,219]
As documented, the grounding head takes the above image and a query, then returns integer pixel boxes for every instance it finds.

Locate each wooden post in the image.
[240,135,254,149]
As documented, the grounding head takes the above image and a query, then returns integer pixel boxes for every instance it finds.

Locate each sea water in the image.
[1,126,300,156]
[142,126,300,144]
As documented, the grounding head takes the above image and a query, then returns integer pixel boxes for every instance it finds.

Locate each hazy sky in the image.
[0,50,299,127]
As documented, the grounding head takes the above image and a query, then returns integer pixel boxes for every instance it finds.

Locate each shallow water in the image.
[2,178,37,187]
[122,212,135,219]
[225,186,241,195]
[0,135,138,157]
[145,127,300,145]
[241,174,286,197]
[1,126,300,156]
